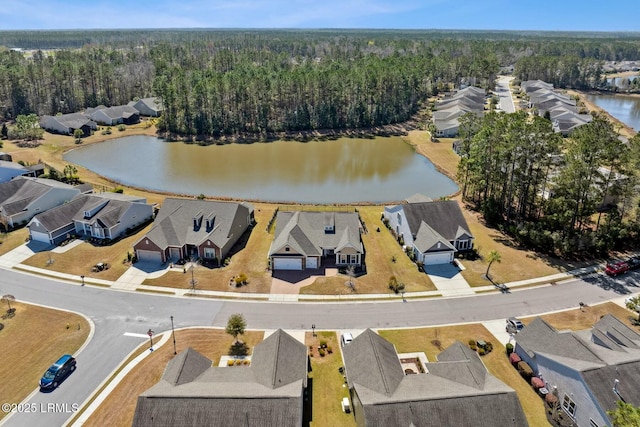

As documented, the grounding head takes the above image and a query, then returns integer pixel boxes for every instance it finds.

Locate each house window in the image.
[204,248,215,259]
[458,240,469,250]
[589,420,599,427]
[397,213,402,225]
[285,247,290,252]
[562,394,576,417]
[350,254,358,264]
[338,254,348,264]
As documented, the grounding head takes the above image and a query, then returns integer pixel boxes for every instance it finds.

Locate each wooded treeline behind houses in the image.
[1,30,640,137]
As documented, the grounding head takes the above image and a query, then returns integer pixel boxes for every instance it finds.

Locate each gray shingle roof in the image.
[0,176,75,216]
[138,198,252,250]
[516,317,602,366]
[40,113,96,130]
[269,211,363,257]
[343,331,528,427]
[132,329,306,427]
[343,329,405,397]
[162,347,212,386]
[401,200,472,249]
[30,193,145,232]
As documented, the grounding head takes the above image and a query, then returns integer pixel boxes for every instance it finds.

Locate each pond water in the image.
[64,135,458,203]
[586,93,640,131]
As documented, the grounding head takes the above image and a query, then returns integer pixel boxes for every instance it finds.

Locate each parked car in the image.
[506,317,524,334]
[340,332,354,347]
[627,256,640,270]
[39,354,76,390]
[605,261,629,277]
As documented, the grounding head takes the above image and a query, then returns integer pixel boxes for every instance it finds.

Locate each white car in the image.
[341,332,353,347]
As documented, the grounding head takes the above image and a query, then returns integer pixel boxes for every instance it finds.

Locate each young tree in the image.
[1,123,7,139]
[225,313,246,343]
[2,294,15,313]
[608,401,640,427]
[485,250,501,280]
[73,128,84,143]
[626,296,640,323]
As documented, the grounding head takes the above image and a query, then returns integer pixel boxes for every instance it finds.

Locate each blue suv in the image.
[39,355,76,390]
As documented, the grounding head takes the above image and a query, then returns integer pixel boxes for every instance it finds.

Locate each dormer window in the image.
[84,211,91,218]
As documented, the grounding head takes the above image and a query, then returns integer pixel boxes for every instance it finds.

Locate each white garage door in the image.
[306,257,318,269]
[136,250,163,263]
[423,252,453,265]
[273,257,302,270]
[30,231,52,244]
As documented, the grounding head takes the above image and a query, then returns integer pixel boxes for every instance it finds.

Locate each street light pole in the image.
[311,324,316,337]
[80,275,85,286]
[148,329,154,351]
[171,315,177,355]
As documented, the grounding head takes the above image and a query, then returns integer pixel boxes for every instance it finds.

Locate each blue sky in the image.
[2,0,639,32]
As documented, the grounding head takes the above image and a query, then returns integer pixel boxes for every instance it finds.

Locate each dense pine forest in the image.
[457,111,640,256]
[1,30,640,137]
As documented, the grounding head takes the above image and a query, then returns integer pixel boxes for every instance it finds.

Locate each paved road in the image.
[0,268,634,426]
[495,75,516,113]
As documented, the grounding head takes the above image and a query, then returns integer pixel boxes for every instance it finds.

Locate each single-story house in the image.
[128,97,163,117]
[268,211,364,271]
[133,198,254,264]
[0,176,82,230]
[514,315,640,427]
[87,105,140,126]
[343,329,528,427]
[28,193,153,245]
[384,200,473,265]
[39,113,97,136]
[132,329,307,427]
[0,160,42,183]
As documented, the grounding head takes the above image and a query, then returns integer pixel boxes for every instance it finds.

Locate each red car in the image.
[605,261,629,277]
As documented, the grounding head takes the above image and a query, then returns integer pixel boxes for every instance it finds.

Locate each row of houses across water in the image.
[38,97,163,136]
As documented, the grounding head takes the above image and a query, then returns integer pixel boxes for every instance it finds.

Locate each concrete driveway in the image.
[424,263,474,296]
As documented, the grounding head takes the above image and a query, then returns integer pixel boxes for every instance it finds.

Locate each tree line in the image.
[457,111,640,256]
[1,31,640,137]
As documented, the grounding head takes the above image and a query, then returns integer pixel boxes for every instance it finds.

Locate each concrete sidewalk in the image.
[0,241,604,301]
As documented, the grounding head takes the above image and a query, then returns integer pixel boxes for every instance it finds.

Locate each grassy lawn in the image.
[142,205,276,294]
[21,224,154,281]
[0,302,90,421]
[4,122,161,199]
[379,325,552,427]
[405,130,460,180]
[83,329,264,427]
[0,228,29,256]
[523,302,638,331]
[306,331,354,427]
[301,206,435,295]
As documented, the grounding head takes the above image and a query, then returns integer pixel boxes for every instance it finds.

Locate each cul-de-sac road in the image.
[0,267,635,426]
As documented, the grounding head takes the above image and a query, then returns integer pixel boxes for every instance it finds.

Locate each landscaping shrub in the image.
[318,349,325,357]
[468,339,475,346]
[319,339,327,348]
[509,352,521,365]
[517,361,533,381]
[327,346,332,354]
[506,343,514,355]
[117,124,126,131]
[478,348,486,356]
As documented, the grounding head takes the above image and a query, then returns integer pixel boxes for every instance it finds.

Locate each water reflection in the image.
[586,94,640,131]
[65,136,458,203]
